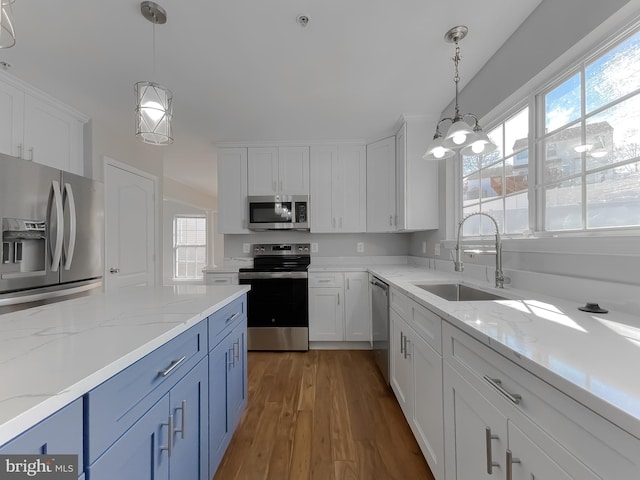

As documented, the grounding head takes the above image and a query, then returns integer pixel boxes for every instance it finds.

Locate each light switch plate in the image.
[243,243,250,254]
[311,243,318,253]
[357,242,364,253]
[434,243,441,256]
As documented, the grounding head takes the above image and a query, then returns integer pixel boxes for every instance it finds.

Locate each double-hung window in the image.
[460,25,640,237]
[173,215,207,280]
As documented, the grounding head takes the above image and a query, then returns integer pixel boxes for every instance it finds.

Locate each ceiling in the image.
[1,0,542,196]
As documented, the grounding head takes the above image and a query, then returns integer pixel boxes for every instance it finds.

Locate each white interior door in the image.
[105,161,156,291]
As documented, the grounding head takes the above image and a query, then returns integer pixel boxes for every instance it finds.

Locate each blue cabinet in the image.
[208,296,247,477]
[0,398,84,478]
[88,357,208,480]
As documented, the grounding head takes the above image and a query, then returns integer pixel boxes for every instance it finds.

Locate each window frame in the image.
[172,214,208,281]
[456,20,640,241]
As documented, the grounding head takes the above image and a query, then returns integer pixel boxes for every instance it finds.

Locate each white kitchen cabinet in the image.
[0,72,86,176]
[247,146,309,196]
[389,289,444,480]
[366,136,396,232]
[217,148,249,234]
[310,144,366,233]
[395,116,439,231]
[309,271,370,344]
[443,322,640,480]
[204,272,239,285]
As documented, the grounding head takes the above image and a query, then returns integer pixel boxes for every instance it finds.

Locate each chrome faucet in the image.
[454,212,506,288]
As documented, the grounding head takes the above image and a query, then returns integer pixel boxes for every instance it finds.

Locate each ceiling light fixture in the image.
[0,0,16,49]
[135,1,173,145]
[423,26,497,161]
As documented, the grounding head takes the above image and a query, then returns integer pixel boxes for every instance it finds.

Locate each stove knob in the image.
[304,247,309,252]
[260,247,265,252]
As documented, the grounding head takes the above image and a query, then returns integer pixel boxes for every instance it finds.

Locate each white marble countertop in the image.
[367,264,640,440]
[0,285,249,447]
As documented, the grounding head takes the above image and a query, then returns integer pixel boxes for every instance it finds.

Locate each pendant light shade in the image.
[135,1,173,145]
[0,0,16,49]
[135,81,173,145]
[424,26,497,160]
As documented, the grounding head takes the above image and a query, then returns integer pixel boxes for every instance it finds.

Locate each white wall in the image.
[411,0,640,290]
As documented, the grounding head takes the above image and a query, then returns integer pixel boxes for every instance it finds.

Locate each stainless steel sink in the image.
[413,283,507,301]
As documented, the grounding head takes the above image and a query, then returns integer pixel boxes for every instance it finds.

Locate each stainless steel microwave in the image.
[248,195,309,231]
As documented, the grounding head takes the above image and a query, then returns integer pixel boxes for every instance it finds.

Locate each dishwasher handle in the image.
[370,279,388,292]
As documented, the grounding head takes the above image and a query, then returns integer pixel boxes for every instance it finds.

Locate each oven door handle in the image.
[239,271,308,280]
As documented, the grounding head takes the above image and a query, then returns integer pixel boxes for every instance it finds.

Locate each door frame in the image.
[103,156,160,289]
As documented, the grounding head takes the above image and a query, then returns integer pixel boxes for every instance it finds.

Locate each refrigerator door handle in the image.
[49,180,64,272]
[62,182,77,270]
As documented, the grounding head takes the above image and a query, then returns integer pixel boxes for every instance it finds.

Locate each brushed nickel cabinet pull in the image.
[483,375,522,405]
[158,356,187,377]
[506,449,521,480]
[173,400,186,440]
[160,414,174,456]
[485,427,500,474]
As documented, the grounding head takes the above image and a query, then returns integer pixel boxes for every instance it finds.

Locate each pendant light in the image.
[0,0,16,49]
[423,26,497,161]
[135,1,173,145]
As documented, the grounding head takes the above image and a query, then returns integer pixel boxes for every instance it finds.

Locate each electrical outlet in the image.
[242,243,250,254]
[311,243,318,253]
[434,243,441,256]
[422,241,427,254]
[357,242,364,253]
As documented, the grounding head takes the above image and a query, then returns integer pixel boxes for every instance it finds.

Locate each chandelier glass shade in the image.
[0,0,16,49]
[135,1,173,145]
[423,26,497,161]
[135,81,173,145]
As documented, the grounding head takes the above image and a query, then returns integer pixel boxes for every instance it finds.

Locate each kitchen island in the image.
[0,284,249,479]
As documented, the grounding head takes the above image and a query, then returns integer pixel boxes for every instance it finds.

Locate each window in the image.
[538,30,640,232]
[461,107,529,236]
[459,25,640,237]
[173,216,207,280]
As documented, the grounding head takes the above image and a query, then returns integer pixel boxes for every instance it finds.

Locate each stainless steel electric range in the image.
[238,243,310,351]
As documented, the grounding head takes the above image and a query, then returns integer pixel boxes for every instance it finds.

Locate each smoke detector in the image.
[296,15,309,27]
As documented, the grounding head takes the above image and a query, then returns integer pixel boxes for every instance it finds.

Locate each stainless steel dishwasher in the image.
[370,274,390,384]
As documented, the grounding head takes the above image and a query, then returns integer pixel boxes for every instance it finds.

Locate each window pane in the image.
[481,164,502,200]
[545,73,581,132]
[462,156,480,177]
[505,192,529,234]
[463,175,481,204]
[587,160,640,228]
[542,126,583,183]
[586,32,640,113]
[545,179,582,231]
[504,108,529,157]
[482,126,503,168]
[505,155,529,195]
[481,199,504,234]
[586,95,640,170]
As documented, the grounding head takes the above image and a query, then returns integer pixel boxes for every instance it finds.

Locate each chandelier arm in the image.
[435,117,455,135]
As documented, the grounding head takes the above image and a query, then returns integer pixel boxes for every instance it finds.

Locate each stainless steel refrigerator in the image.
[0,152,104,313]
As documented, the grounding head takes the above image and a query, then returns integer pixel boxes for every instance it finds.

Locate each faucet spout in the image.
[454,212,505,288]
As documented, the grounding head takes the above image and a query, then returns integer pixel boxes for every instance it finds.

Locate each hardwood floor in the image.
[214,350,435,480]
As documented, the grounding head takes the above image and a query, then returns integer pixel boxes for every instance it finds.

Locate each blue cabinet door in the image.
[0,398,84,478]
[208,331,232,477]
[169,358,208,480]
[227,322,247,432]
[88,396,170,480]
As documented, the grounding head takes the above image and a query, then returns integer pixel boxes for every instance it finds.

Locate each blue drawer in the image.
[208,295,246,351]
[86,320,207,464]
[0,398,83,475]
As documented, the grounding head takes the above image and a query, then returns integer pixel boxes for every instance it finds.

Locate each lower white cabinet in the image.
[309,271,370,343]
[204,272,239,285]
[443,321,640,480]
[389,289,444,480]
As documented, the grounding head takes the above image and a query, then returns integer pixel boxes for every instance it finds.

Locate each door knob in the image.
[109,267,120,274]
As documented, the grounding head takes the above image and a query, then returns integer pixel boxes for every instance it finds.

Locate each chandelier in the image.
[0,0,16,48]
[423,26,497,160]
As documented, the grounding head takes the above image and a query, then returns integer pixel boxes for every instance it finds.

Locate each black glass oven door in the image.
[239,276,308,328]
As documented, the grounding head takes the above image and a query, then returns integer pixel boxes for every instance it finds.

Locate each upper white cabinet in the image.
[247,146,309,196]
[395,116,439,231]
[310,144,366,233]
[217,148,249,234]
[0,72,86,176]
[366,136,396,232]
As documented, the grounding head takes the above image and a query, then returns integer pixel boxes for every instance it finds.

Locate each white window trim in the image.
[173,214,208,281]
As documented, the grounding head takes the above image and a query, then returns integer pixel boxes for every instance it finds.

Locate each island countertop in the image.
[0,284,249,447]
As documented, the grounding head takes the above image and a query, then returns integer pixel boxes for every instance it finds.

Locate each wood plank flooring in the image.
[214,350,435,480]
